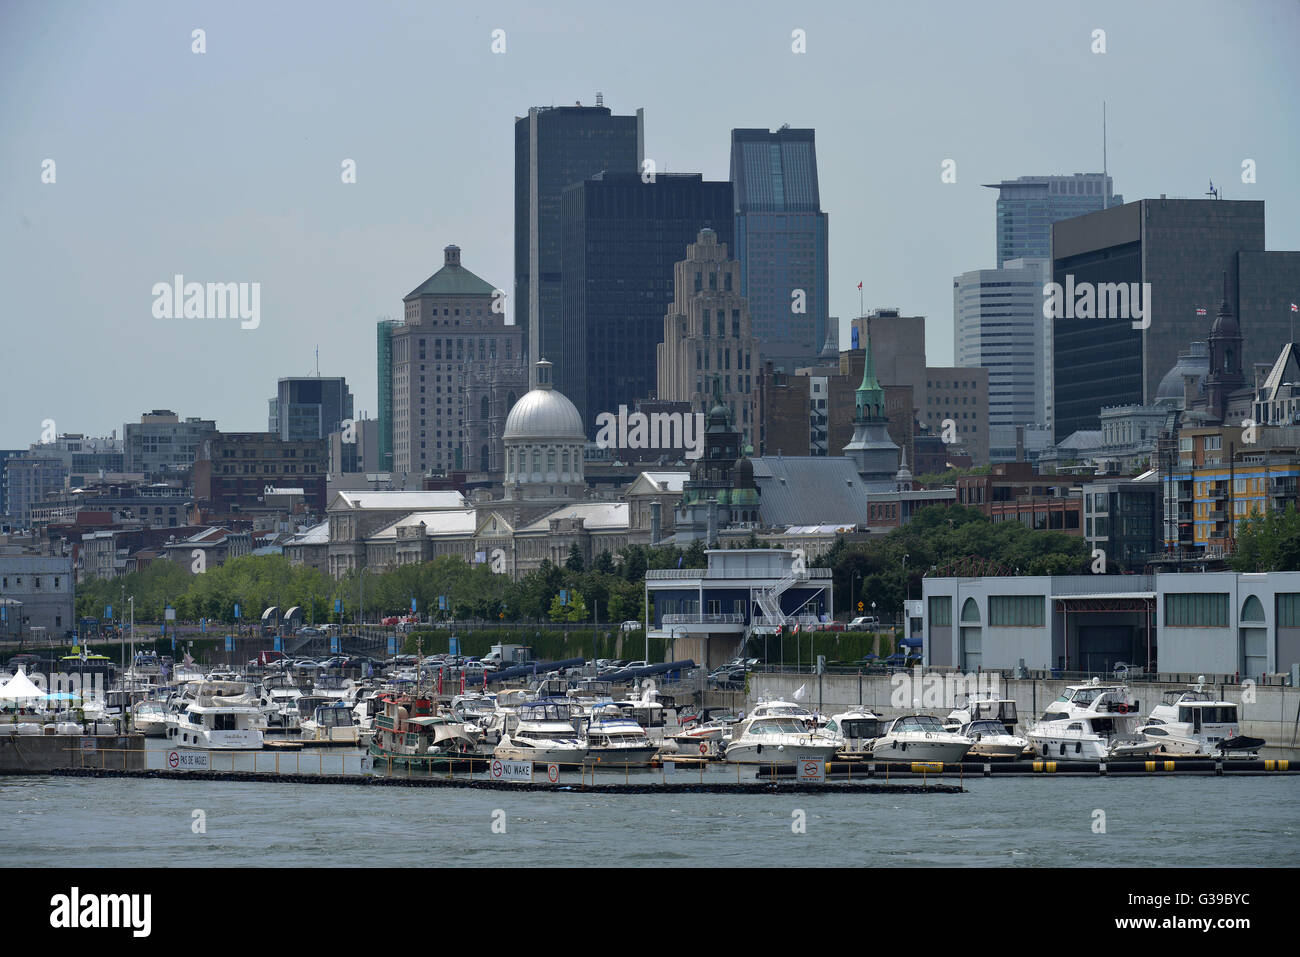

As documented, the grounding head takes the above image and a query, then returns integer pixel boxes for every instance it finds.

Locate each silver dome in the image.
[503,361,585,441]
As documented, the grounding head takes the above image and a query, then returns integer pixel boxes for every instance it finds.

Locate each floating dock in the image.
[760,757,1296,778]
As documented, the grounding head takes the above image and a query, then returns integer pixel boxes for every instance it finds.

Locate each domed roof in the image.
[503,360,586,441]
[1155,341,1209,406]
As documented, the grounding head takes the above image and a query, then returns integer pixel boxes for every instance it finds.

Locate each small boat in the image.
[300,700,361,745]
[823,708,884,755]
[958,718,1031,759]
[130,700,170,737]
[943,694,1020,734]
[494,700,587,768]
[582,704,660,768]
[723,711,841,766]
[868,714,972,763]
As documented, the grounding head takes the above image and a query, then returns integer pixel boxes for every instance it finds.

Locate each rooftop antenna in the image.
[1206,179,1220,200]
[1102,101,1108,208]
[595,91,603,107]
[315,346,320,377]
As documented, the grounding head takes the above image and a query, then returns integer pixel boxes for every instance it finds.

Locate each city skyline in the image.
[3,0,1299,447]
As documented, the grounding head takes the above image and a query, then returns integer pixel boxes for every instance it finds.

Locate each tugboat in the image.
[367,691,480,772]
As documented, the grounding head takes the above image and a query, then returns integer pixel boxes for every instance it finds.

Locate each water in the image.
[2,769,1295,867]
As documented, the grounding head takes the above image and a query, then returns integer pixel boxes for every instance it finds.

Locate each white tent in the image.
[0,668,46,703]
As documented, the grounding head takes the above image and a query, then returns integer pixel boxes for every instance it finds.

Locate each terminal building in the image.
[921,572,1300,680]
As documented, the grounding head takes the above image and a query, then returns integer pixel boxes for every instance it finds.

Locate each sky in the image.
[2,0,1298,449]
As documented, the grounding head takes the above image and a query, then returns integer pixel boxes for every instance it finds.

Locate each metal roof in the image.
[751,456,869,526]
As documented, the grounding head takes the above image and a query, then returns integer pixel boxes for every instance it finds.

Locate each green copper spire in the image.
[855,321,885,422]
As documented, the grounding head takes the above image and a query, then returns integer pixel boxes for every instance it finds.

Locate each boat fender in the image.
[756,743,762,754]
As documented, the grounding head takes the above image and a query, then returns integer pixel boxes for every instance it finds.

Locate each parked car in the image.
[298,627,321,637]
[620,620,642,632]
[848,616,880,630]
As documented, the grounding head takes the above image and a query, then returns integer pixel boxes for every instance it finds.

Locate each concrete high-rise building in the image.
[984,173,1120,266]
[953,258,1051,460]
[730,127,829,372]
[657,228,760,451]
[389,245,525,479]
[515,100,644,387]
[123,411,216,475]
[924,368,990,466]
[850,309,927,415]
[1051,198,1299,441]
[560,172,733,432]
[268,378,353,442]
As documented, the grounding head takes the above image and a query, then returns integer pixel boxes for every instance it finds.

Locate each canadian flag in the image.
[1195,308,1207,316]
[857,281,863,291]
[1291,303,1298,313]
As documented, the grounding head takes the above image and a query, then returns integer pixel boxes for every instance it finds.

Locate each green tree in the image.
[1231,504,1300,572]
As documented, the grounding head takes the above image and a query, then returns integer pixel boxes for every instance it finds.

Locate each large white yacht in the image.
[1138,681,1263,755]
[582,704,660,767]
[868,714,973,763]
[494,700,588,767]
[164,689,264,750]
[1026,680,1160,761]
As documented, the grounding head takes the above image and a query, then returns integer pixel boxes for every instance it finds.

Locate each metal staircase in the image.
[754,568,808,629]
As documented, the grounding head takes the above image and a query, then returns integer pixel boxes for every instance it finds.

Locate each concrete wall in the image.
[745,671,1300,758]
[0,733,146,772]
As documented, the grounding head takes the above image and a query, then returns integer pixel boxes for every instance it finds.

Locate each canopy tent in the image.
[0,668,47,702]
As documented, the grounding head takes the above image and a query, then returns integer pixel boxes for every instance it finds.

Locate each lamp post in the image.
[901,553,909,629]
[850,571,861,620]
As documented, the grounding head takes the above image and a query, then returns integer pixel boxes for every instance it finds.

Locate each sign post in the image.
[796,755,826,784]
[489,759,533,783]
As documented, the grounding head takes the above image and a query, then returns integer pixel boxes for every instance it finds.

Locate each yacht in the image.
[164,687,264,750]
[369,693,477,768]
[1026,680,1160,761]
[1138,681,1264,755]
[582,704,660,767]
[943,694,1020,734]
[823,708,885,754]
[868,714,973,763]
[300,700,361,745]
[722,712,841,766]
[494,700,588,767]
[130,700,170,737]
[665,708,741,754]
[958,718,1031,759]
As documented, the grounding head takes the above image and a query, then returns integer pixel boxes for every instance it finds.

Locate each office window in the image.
[928,596,952,626]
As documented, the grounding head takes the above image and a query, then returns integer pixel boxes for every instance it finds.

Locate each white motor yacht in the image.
[494,700,588,767]
[582,704,660,767]
[1026,680,1160,761]
[959,718,1031,759]
[1138,680,1263,755]
[868,714,973,763]
[164,691,264,750]
[823,708,885,754]
[722,712,841,766]
[130,700,170,737]
[300,700,361,745]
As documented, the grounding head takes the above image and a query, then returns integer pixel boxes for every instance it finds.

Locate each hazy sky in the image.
[2,0,1297,449]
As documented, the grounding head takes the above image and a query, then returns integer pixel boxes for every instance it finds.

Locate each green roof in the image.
[404,263,497,300]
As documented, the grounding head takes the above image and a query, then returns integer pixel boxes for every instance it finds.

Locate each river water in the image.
[1,761,1295,867]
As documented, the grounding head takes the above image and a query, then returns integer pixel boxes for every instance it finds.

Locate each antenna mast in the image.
[1102,101,1108,208]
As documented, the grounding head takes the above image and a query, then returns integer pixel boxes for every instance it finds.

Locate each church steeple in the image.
[855,320,886,423]
[1206,270,1243,422]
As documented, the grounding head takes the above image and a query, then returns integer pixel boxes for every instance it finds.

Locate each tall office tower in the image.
[730,127,830,372]
[123,411,217,474]
[376,318,399,471]
[1052,198,1300,441]
[268,378,354,441]
[984,173,1120,266]
[515,99,644,387]
[389,245,525,478]
[560,172,733,432]
[657,228,761,451]
[953,258,1051,461]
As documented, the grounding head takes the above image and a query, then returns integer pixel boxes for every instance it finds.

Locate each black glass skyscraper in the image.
[514,101,643,388]
[560,172,733,433]
[729,128,829,372]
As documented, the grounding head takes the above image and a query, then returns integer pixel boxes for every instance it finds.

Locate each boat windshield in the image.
[749,719,809,735]
[892,715,945,734]
[519,702,571,722]
[966,720,1004,736]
